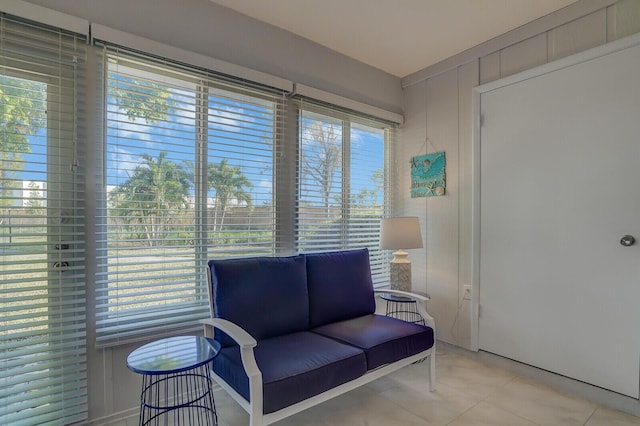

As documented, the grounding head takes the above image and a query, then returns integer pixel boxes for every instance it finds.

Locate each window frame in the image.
[94,45,396,347]
[295,99,395,287]
[95,45,285,347]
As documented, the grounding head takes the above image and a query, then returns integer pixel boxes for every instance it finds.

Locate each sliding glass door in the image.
[0,16,87,425]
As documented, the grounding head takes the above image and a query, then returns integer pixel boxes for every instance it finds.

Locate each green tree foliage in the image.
[25,181,44,215]
[0,76,46,216]
[109,152,190,246]
[207,159,253,231]
[108,77,175,123]
[353,167,384,208]
[106,74,177,244]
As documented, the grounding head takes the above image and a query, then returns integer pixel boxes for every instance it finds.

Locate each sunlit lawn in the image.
[2,226,327,339]
[102,246,202,311]
[1,249,49,338]
[1,239,202,338]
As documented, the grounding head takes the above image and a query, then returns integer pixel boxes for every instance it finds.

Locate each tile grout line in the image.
[582,406,599,426]
[442,351,520,425]
[472,372,545,425]
[444,399,483,426]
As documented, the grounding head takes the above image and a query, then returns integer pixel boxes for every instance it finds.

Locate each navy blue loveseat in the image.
[202,248,435,426]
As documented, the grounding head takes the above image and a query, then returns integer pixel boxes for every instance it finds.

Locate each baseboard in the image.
[439,341,640,418]
[88,383,225,425]
[89,407,138,426]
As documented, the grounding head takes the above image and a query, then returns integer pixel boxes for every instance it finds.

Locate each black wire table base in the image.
[385,300,426,326]
[384,299,427,364]
[138,363,217,426]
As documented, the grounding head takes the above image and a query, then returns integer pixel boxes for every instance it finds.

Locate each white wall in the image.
[398,0,640,350]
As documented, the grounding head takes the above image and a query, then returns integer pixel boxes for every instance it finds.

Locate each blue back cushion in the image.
[305,249,375,327]
[209,255,309,346]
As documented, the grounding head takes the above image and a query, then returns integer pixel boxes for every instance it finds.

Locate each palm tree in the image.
[207,159,253,231]
[109,152,190,246]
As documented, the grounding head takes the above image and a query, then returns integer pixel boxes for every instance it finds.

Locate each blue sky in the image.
[20,71,386,207]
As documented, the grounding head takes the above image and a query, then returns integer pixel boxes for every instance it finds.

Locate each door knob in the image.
[620,235,636,247]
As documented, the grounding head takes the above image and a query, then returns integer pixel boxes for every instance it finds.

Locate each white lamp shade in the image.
[380,217,423,250]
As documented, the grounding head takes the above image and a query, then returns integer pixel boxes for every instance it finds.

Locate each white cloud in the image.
[257,179,272,190]
[106,108,153,145]
[106,87,197,150]
[208,105,247,131]
[108,147,139,181]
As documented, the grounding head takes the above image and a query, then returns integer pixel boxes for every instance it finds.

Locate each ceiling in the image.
[209,0,579,77]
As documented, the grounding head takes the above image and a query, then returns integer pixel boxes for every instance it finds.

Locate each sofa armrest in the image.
[200,318,263,413]
[374,289,436,330]
[201,317,257,348]
[200,319,260,372]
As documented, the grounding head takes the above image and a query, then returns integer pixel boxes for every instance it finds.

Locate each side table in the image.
[127,335,220,425]
[379,292,430,325]
[379,292,430,363]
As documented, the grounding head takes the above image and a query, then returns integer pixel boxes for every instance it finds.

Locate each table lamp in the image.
[380,217,423,291]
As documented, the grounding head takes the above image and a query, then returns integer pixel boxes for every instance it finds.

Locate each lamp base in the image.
[390,261,412,292]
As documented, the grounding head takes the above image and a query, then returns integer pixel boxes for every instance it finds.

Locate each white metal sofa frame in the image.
[201,285,436,426]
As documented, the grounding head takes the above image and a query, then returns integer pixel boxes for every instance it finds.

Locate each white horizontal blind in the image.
[205,85,281,258]
[296,99,394,286]
[0,14,87,425]
[298,109,343,251]
[350,121,393,286]
[95,45,284,346]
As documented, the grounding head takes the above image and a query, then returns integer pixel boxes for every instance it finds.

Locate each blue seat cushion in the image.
[312,314,434,370]
[209,255,309,346]
[305,249,376,328]
[212,331,367,414]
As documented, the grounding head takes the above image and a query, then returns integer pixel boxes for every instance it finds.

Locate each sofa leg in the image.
[429,351,436,391]
[249,414,262,426]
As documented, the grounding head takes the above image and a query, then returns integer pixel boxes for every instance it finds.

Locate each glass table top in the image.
[379,291,430,302]
[127,335,220,375]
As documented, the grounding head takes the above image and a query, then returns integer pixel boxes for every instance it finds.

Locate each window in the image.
[0,14,87,424]
[94,46,394,347]
[94,46,284,346]
[297,101,394,286]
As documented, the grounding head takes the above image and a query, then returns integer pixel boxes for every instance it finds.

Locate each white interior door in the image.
[477,39,640,398]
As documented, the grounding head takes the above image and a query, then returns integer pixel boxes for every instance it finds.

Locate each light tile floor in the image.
[115,348,640,425]
[211,349,640,426]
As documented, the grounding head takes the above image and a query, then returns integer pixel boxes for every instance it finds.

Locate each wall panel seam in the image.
[401,0,617,87]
